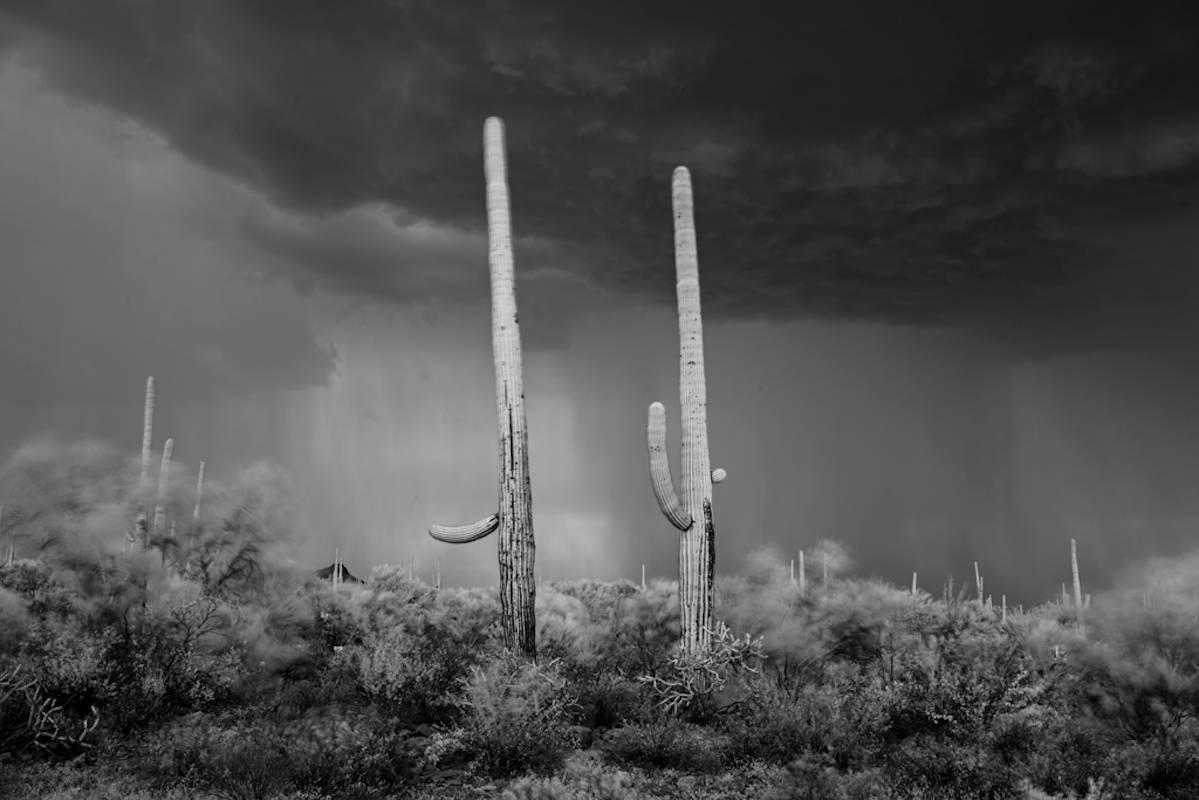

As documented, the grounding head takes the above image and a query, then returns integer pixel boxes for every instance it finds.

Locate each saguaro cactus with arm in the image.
[647,166,725,655]
[428,117,536,659]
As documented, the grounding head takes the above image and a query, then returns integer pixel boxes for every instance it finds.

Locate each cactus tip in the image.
[711,468,727,484]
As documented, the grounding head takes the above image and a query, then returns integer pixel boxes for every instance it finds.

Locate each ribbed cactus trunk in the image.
[429,117,536,659]
[647,167,723,655]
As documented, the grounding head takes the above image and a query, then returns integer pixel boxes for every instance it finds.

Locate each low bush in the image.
[599,718,732,773]
[429,654,580,778]
[138,706,420,798]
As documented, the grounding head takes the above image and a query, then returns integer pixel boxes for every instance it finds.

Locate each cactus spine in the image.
[429,117,536,658]
[646,166,724,655]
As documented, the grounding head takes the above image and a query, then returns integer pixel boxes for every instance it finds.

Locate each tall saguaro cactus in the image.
[647,166,725,655]
[191,461,205,543]
[2,505,11,566]
[429,117,536,659]
[131,376,155,552]
[1071,538,1085,635]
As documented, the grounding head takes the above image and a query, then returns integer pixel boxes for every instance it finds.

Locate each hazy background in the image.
[3,1,1199,605]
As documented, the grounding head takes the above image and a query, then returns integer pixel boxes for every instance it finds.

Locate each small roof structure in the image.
[315,562,363,584]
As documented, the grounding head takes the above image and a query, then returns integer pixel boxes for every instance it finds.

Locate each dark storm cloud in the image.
[237,202,609,348]
[4,0,1199,351]
[0,61,338,406]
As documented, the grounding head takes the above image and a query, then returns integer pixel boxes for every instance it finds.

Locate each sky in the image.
[2,1,1199,604]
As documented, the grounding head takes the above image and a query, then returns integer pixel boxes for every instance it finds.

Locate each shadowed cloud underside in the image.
[1,0,1198,355]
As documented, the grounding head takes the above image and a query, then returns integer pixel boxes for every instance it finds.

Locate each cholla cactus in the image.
[638,621,764,717]
[429,117,536,658]
[647,167,726,654]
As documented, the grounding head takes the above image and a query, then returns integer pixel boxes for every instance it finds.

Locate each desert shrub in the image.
[431,654,579,778]
[1,757,214,800]
[501,756,637,800]
[569,670,652,729]
[720,670,887,769]
[867,614,1049,798]
[716,551,821,681]
[1036,624,1199,799]
[140,706,419,799]
[1021,710,1116,798]
[763,755,892,800]
[0,559,83,620]
[599,717,732,773]
[101,596,244,732]
[339,579,503,725]
[1071,639,1199,751]
[880,734,1028,799]
[592,581,680,676]
[536,587,606,673]
[636,620,764,724]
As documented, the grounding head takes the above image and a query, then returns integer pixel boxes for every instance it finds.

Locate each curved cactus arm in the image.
[429,514,501,544]
[648,402,692,531]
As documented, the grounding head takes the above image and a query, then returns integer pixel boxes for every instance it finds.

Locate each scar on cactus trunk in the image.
[429,117,536,659]
[647,166,726,655]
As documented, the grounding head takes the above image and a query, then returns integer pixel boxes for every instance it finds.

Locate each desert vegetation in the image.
[1,437,1198,799]
[3,120,1197,800]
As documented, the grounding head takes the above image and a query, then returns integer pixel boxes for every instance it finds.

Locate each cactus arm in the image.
[711,468,727,483]
[648,402,692,531]
[429,514,501,544]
